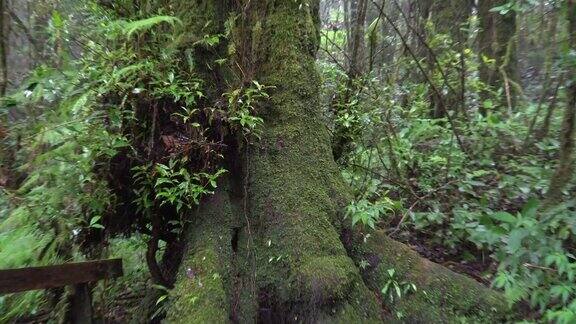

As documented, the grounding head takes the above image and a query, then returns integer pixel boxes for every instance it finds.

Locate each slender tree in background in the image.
[343,0,367,73]
[479,0,520,112]
[365,0,381,72]
[0,0,9,187]
[376,0,398,76]
[332,0,368,161]
[406,0,432,59]
[427,0,473,118]
[537,7,562,138]
[348,0,367,75]
[343,0,351,46]
[523,3,562,144]
[546,0,576,202]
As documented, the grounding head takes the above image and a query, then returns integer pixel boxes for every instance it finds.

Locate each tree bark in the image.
[160,1,508,322]
[331,0,368,162]
[407,0,431,55]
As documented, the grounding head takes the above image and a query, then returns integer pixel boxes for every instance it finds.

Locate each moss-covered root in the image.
[345,230,509,323]
[165,189,236,323]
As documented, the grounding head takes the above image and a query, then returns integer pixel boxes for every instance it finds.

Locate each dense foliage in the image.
[320,0,576,322]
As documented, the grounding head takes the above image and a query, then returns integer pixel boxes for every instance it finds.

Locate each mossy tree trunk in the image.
[546,0,576,202]
[158,1,508,322]
[478,0,520,112]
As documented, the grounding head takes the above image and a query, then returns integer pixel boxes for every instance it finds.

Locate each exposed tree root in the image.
[343,229,508,322]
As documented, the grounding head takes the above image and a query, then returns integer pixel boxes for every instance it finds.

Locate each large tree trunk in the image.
[478,0,520,112]
[162,1,507,322]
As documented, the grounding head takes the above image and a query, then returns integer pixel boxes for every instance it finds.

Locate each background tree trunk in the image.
[332,0,368,162]
[408,0,431,58]
[0,0,10,188]
[428,0,472,118]
[348,0,367,76]
[546,0,576,202]
[478,0,520,112]
[377,0,398,79]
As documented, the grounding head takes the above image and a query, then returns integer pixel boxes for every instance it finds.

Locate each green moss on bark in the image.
[165,189,235,323]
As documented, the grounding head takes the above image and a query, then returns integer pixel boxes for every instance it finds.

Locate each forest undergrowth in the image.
[319,3,576,320]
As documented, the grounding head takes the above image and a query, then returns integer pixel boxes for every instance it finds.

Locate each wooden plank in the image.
[0,259,123,294]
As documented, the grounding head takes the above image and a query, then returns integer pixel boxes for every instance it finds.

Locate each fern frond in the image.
[122,16,182,37]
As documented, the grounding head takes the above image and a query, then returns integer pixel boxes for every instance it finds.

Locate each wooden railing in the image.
[0,259,123,323]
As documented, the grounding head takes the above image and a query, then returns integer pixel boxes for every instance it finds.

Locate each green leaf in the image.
[156,295,168,305]
[394,282,402,298]
[89,216,101,226]
[521,198,539,219]
[489,3,513,14]
[382,281,391,294]
[89,216,104,229]
[490,212,517,224]
[506,229,527,253]
[51,10,64,29]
